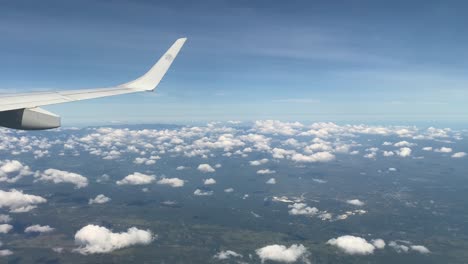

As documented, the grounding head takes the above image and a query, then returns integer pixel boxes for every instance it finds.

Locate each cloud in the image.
[197,164,215,173]
[327,235,377,255]
[24,224,54,233]
[266,178,276,184]
[394,141,415,147]
[291,152,335,163]
[389,241,430,254]
[157,177,185,188]
[35,169,88,189]
[388,241,409,253]
[410,245,430,254]
[254,120,303,136]
[0,160,33,183]
[74,225,154,254]
[0,249,13,256]
[203,178,216,185]
[435,147,452,153]
[288,203,318,216]
[422,147,433,151]
[194,189,214,196]
[0,224,13,234]
[256,244,309,263]
[89,194,111,205]
[346,199,365,206]
[213,250,243,260]
[116,172,155,185]
[0,215,11,223]
[397,147,412,157]
[250,159,269,166]
[0,189,47,213]
[371,239,386,249]
[257,169,276,175]
[452,152,466,158]
[224,188,234,193]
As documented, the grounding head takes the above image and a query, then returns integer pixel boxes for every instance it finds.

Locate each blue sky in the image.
[0,0,467,125]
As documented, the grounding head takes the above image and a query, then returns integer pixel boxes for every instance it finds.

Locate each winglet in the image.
[119,38,187,91]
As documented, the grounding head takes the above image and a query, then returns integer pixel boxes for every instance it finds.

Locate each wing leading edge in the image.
[0,38,187,113]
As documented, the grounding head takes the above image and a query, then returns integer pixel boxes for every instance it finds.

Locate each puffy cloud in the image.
[327,235,376,255]
[116,172,155,185]
[0,249,13,256]
[35,169,88,189]
[291,152,335,163]
[194,189,213,196]
[133,157,158,165]
[266,178,276,184]
[250,159,269,166]
[257,169,276,175]
[0,189,47,213]
[435,147,452,153]
[288,203,318,216]
[157,177,184,188]
[256,244,309,263]
[224,188,234,193]
[24,224,54,233]
[410,245,430,254]
[452,152,466,158]
[371,239,386,249]
[389,241,430,254]
[254,120,302,136]
[203,178,216,185]
[0,224,13,234]
[0,160,33,183]
[89,194,111,205]
[394,141,415,147]
[197,164,215,173]
[176,166,187,170]
[422,147,433,151]
[0,215,11,223]
[382,151,394,157]
[74,225,154,254]
[397,147,412,157]
[388,241,409,253]
[346,199,365,206]
[213,250,243,260]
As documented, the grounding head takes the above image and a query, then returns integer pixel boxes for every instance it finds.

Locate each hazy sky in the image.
[1,0,467,125]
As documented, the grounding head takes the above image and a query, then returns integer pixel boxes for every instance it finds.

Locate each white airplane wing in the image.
[0,38,187,130]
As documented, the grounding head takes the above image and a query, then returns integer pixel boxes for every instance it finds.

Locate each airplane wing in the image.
[0,38,187,130]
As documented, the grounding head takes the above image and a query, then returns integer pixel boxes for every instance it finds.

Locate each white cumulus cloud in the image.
[203,178,216,185]
[197,164,215,173]
[256,244,309,263]
[0,224,13,234]
[452,152,466,158]
[89,194,111,205]
[24,224,54,233]
[213,250,243,260]
[327,235,377,255]
[0,189,47,213]
[116,172,155,185]
[157,177,184,188]
[346,199,365,206]
[35,169,88,189]
[74,225,154,254]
